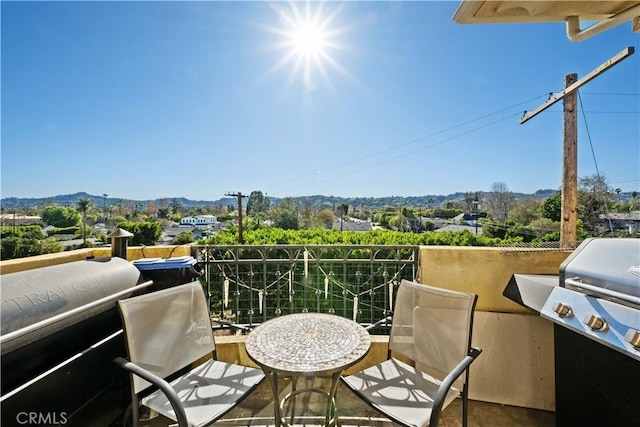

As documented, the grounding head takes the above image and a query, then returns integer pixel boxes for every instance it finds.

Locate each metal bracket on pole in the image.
[520,46,634,124]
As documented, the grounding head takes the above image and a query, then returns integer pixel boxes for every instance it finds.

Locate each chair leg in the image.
[461,384,469,427]
[131,389,140,427]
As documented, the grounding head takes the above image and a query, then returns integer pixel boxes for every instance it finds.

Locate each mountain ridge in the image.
[0,190,560,210]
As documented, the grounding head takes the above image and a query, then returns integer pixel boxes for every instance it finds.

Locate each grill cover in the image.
[1,257,142,354]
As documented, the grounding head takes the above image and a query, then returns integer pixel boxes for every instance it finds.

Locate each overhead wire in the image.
[580,91,640,96]
[282,113,520,194]
[545,110,639,114]
[268,94,548,195]
[578,90,614,236]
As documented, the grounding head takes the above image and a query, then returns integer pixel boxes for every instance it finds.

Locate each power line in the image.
[268,95,548,195]
[275,112,520,196]
[580,92,640,96]
[578,91,614,235]
[268,94,549,190]
[545,110,639,114]
[610,177,640,185]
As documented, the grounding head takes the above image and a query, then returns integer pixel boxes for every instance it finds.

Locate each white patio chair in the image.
[114,281,264,427]
[341,279,482,427]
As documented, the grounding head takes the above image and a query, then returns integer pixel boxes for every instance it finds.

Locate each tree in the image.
[170,198,184,216]
[630,191,640,211]
[540,191,562,222]
[77,198,93,244]
[1,226,62,260]
[299,204,316,229]
[389,213,410,232]
[579,174,614,233]
[508,198,542,226]
[173,231,194,245]
[247,191,271,216]
[529,218,560,238]
[316,209,336,229]
[462,192,482,214]
[118,221,162,246]
[42,206,81,228]
[269,198,299,230]
[484,182,515,222]
[108,215,127,228]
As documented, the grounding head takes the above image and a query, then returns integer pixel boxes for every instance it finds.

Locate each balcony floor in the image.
[131,377,555,427]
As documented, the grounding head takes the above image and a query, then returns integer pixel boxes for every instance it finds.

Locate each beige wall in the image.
[0,248,97,274]
[418,246,570,313]
[0,245,192,275]
[417,245,571,411]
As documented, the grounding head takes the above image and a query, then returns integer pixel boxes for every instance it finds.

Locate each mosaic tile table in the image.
[245,313,371,427]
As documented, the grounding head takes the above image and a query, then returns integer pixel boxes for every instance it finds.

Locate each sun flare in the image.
[265,1,352,92]
[290,22,328,58]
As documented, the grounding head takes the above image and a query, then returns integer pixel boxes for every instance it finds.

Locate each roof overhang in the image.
[452,1,640,41]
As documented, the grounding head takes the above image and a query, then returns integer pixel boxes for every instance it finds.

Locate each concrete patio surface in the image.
[122,376,555,427]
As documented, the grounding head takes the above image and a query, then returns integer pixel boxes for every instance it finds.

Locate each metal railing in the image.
[194,245,419,330]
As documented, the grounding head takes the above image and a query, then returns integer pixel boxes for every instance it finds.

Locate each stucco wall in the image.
[417,245,572,411]
[418,246,571,314]
[0,245,192,275]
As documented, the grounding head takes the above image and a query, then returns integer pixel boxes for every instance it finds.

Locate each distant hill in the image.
[0,192,238,210]
[0,190,560,210]
[288,190,558,211]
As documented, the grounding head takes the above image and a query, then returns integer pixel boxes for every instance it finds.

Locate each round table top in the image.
[245,312,371,376]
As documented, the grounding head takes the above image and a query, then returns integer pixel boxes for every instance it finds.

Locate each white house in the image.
[180,215,218,227]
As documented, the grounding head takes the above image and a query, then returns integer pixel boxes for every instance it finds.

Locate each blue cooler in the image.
[133,256,203,290]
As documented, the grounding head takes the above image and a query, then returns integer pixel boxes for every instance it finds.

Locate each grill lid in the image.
[560,238,640,308]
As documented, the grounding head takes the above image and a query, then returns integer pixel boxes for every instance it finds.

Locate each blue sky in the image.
[2,1,638,201]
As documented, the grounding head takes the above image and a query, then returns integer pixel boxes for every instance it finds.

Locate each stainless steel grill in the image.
[542,238,640,361]
[504,238,640,426]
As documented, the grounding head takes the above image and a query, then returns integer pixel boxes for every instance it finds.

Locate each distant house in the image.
[181,215,218,226]
[421,217,448,230]
[599,211,640,234]
[333,217,373,232]
[93,222,109,236]
[0,214,42,226]
[452,213,483,225]
[452,213,466,224]
[159,226,199,245]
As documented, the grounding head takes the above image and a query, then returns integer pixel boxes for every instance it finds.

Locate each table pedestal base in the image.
[264,370,342,427]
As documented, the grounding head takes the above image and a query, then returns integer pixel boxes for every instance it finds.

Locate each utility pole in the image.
[473,192,480,235]
[103,193,108,221]
[561,73,578,249]
[520,46,634,249]
[225,192,247,244]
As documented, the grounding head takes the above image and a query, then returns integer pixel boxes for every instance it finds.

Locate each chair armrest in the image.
[430,347,483,427]
[365,316,393,331]
[114,357,189,427]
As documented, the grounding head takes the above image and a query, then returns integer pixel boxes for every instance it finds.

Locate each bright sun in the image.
[290,22,328,58]
[266,1,350,91]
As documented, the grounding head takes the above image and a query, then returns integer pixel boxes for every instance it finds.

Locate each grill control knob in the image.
[584,314,608,332]
[625,329,640,350]
[553,302,573,318]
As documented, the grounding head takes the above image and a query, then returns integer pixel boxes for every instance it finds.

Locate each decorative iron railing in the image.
[194,245,419,331]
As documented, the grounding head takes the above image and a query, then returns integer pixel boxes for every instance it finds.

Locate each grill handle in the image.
[565,278,640,307]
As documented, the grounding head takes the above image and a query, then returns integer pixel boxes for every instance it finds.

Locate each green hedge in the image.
[200,227,519,246]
